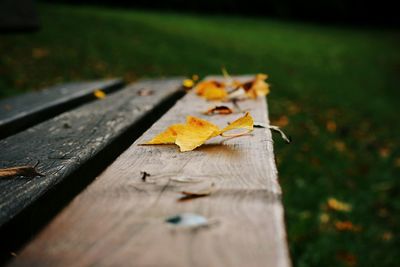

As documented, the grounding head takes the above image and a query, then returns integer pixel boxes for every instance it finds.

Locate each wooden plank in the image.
[0,78,184,227]
[0,79,124,139]
[8,76,291,267]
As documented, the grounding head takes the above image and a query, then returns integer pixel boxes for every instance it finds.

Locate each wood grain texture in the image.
[0,79,124,139]
[0,78,184,226]
[8,76,291,267]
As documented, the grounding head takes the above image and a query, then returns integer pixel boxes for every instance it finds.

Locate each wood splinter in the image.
[0,162,44,179]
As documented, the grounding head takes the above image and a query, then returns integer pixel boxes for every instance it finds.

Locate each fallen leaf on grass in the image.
[334,221,361,232]
[327,197,352,212]
[0,163,44,179]
[146,112,254,152]
[203,105,233,115]
[336,251,357,267]
[178,183,215,202]
[94,89,106,99]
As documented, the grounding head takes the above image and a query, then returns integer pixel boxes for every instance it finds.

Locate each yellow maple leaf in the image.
[94,89,106,99]
[176,117,220,152]
[146,113,253,152]
[182,79,194,88]
[195,80,227,100]
[146,124,185,144]
[234,73,270,99]
[221,112,254,137]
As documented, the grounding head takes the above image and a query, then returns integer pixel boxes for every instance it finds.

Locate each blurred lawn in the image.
[1,4,399,267]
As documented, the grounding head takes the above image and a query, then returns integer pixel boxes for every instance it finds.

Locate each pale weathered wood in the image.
[0,79,124,139]
[8,76,291,267]
[0,78,184,227]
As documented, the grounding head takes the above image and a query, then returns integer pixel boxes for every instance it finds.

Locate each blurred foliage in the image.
[45,0,399,26]
[0,4,399,267]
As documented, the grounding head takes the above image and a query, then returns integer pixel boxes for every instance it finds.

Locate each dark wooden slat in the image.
[0,79,124,139]
[0,78,184,227]
[8,76,291,267]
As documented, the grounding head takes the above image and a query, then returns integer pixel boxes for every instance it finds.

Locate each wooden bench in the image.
[0,76,290,267]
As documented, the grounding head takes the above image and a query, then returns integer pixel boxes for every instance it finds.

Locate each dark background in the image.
[48,0,399,26]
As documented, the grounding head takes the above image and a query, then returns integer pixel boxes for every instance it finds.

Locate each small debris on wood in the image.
[231,98,244,112]
[63,122,71,129]
[170,177,203,183]
[254,122,292,144]
[0,162,44,179]
[178,183,215,202]
[203,105,233,115]
[165,213,217,229]
[3,104,12,111]
[137,88,154,96]
[140,171,151,182]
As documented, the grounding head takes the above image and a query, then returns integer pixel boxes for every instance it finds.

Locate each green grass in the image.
[1,4,399,266]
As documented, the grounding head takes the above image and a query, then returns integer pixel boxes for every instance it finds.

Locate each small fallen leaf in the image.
[232,73,270,99]
[0,163,44,179]
[94,89,106,99]
[272,115,289,128]
[319,213,330,224]
[137,88,153,96]
[182,79,194,88]
[203,105,233,115]
[178,183,215,202]
[326,120,337,133]
[196,80,227,100]
[327,197,352,212]
[32,48,49,59]
[146,112,254,152]
[334,220,361,232]
[381,231,393,241]
[191,74,199,81]
[336,251,357,267]
[333,140,346,152]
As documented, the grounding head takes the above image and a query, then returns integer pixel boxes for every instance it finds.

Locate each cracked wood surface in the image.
[0,78,184,226]
[0,79,124,139]
[8,76,291,267]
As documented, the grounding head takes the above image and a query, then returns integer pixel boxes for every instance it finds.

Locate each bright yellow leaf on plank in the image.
[176,117,220,152]
[146,124,185,144]
[221,112,254,137]
[202,87,228,100]
[94,89,106,99]
[195,80,227,100]
[182,79,194,88]
[146,113,254,152]
[234,73,270,99]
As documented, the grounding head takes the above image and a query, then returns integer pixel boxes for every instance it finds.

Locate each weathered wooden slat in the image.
[0,79,124,139]
[8,76,291,267]
[0,78,184,228]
